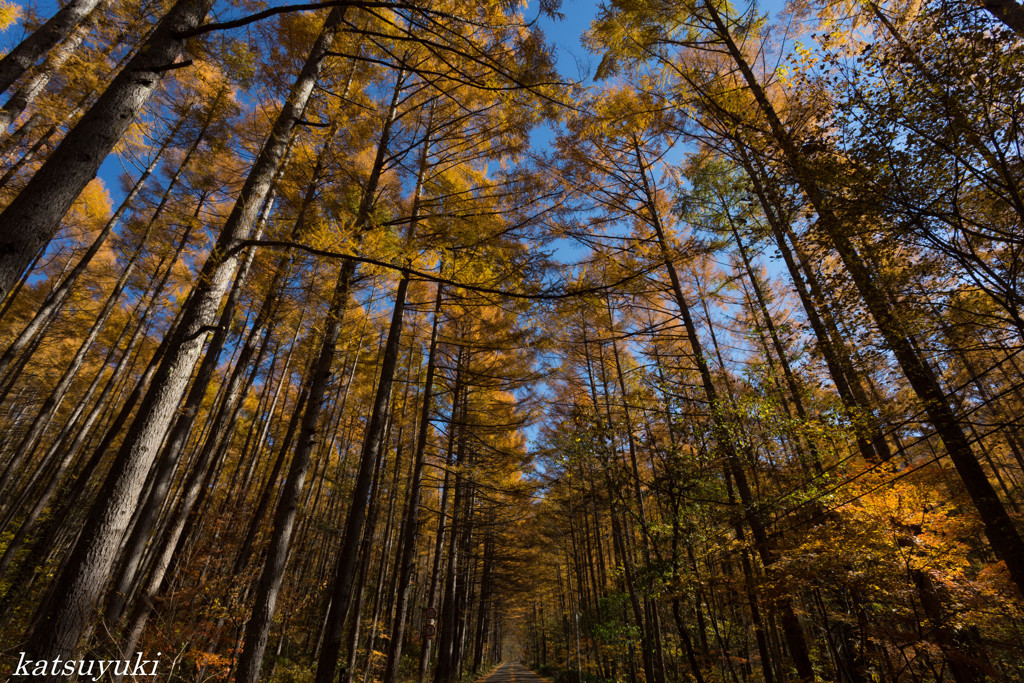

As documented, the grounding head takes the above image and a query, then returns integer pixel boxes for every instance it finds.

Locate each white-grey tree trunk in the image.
[0,19,90,130]
[0,0,103,93]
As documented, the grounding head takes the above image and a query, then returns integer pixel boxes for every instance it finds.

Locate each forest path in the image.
[477,662,546,683]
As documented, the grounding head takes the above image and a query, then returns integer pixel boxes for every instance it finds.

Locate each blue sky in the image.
[4,0,791,203]
[540,0,603,82]
[537,0,791,79]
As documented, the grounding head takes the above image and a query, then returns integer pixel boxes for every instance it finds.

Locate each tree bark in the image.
[0,0,104,93]
[382,282,443,683]
[0,17,91,130]
[0,0,217,300]
[102,207,265,627]
[314,273,412,683]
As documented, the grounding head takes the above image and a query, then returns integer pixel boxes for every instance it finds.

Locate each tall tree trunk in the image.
[0,194,200,583]
[233,257,358,683]
[0,0,104,93]
[0,0,217,299]
[314,273,412,683]
[0,17,91,129]
[102,205,266,627]
[382,283,443,683]
[0,236,143,500]
[417,356,462,683]
[730,140,890,463]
